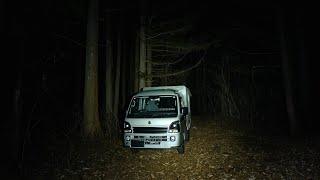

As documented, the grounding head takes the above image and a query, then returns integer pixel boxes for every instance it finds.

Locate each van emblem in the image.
[148,121,151,124]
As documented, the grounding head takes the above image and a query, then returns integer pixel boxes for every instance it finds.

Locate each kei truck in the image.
[123,85,191,154]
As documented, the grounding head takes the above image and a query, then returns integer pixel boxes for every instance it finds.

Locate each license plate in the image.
[131,140,144,147]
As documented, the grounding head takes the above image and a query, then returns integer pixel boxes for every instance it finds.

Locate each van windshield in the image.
[127,95,178,118]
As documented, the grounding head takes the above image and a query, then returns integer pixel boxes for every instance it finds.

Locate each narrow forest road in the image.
[33,116,320,179]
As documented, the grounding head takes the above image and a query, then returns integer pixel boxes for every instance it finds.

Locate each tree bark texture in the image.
[113,30,121,117]
[134,29,140,92]
[83,0,102,138]
[105,15,114,115]
[139,16,146,89]
[277,9,298,136]
[121,39,127,109]
[146,39,152,87]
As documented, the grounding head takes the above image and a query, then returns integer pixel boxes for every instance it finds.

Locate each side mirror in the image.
[182,107,188,115]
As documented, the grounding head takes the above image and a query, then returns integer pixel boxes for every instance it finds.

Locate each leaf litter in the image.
[32,116,320,179]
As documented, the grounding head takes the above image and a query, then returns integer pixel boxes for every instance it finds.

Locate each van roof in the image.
[135,89,177,97]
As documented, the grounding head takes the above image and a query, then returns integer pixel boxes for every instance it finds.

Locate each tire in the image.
[185,130,190,142]
[177,143,185,154]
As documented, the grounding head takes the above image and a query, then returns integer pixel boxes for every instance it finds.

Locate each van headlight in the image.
[169,121,180,133]
[124,121,132,133]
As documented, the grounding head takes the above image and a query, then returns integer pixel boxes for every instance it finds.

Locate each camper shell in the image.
[123,85,191,154]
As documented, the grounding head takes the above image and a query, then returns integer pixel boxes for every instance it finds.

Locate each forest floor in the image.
[31,116,320,179]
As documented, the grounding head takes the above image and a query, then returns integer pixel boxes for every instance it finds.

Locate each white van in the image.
[123,86,191,154]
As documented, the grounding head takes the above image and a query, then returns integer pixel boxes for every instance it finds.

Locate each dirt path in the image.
[34,116,320,179]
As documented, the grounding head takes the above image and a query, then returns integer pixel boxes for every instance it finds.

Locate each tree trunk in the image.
[139,16,146,89]
[146,39,152,87]
[12,60,23,173]
[294,11,310,132]
[128,25,136,95]
[134,29,140,92]
[113,29,121,117]
[277,8,298,136]
[164,64,168,85]
[121,42,127,109]
[105,14,114,140]
[83,0,102,138]
[106,15,114,116]
[134,30,140,92]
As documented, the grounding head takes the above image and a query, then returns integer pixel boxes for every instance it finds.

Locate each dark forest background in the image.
[3,0,319,177]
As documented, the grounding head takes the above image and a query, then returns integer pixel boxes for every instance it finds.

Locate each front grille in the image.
[133,127,167,133]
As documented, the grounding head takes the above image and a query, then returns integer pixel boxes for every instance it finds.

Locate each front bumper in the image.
[123,132,183,149]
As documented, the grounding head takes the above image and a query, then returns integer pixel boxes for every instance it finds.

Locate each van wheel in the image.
[177,144,185,154]
[185,130,190,142]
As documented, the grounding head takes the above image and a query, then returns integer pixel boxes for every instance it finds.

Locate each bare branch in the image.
[147,50,191,65]
[230,47,280,55]
[152,51,207,78]
[54,33,85,47]
[146,27,188,40]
